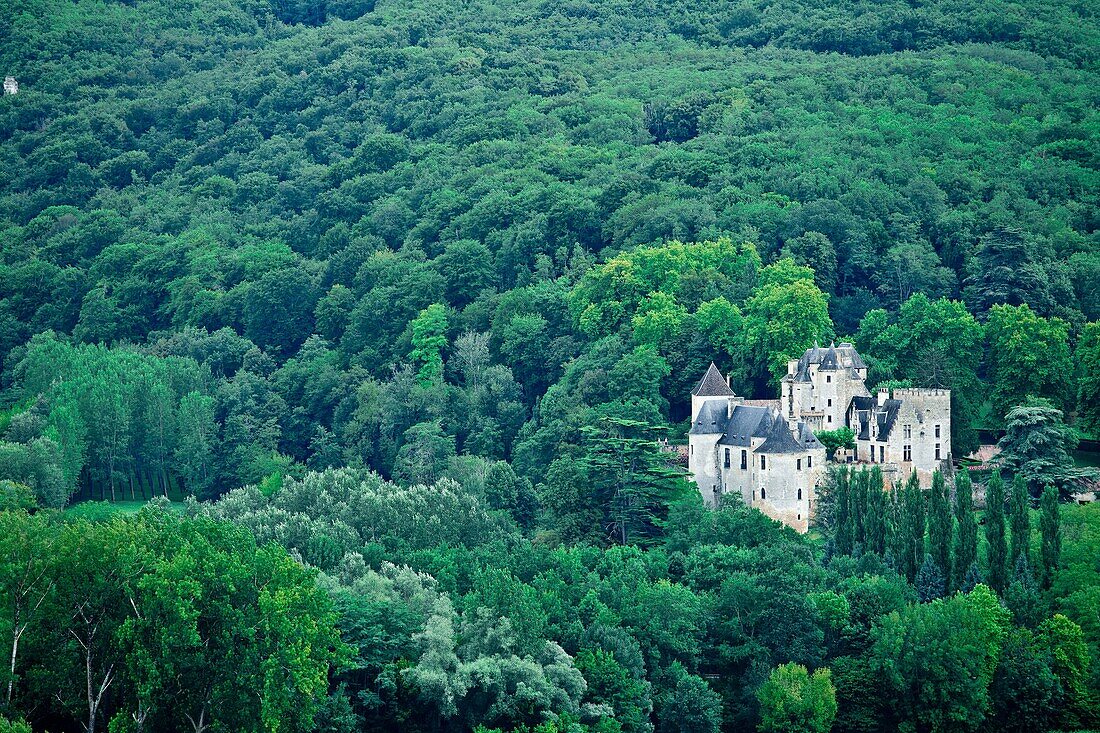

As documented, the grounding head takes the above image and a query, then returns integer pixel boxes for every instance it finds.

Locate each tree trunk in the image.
[7,623,22,707]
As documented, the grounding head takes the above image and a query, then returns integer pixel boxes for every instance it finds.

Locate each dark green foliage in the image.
[1009,473,1031,567]
[953,472,979,591]
[915,555,945,603]
[984,473,1009,593]
[898,472,925,582]
[927,470,952,587]
[1039,486,1062,590]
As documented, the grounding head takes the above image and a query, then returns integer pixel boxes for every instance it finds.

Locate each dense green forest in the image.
[1,0,1099,729]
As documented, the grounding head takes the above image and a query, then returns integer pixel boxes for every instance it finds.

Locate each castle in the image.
[688,343,951,532]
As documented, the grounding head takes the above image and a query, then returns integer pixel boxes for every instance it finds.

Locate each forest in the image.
[0,0,1099,729]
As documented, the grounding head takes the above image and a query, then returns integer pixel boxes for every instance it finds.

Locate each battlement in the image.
[892,388,950,398]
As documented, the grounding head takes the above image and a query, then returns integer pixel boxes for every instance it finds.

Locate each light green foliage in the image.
[814,427,855,461]
[986,304,1074,421]
[756,663,837,733]
[1076,322,1100,436]
[743,259,833,387]
[410,304,450,387]
[870,585,1009,732]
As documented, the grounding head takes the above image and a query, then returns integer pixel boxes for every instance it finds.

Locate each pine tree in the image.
[1009,473,1031,567]
[927,470,953,589]
[915,554,945,602]
[1039,485,1061,589]
[953,471,978,591]
[984,472,1008,593]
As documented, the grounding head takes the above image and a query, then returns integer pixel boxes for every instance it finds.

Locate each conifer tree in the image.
[927,470,952,589]
[984,473,1008,593]
[835,466,854,555]
[953,471,978,591]
[851,467,868,548]
[865,467,886,555]
[1009,473,1031,567]
[1039,485,1061,589]
[915,554,945,602]
[961,561,983,593]
[886,483,903,570]
[900,471,925,581]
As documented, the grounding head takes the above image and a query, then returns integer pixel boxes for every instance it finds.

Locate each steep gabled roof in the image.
[757,414,806,454]
[718,405,771,446]
[692,363,735,397]
[690,400,729,435]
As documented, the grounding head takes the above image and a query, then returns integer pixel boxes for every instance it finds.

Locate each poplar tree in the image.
[927,470,953,588]
[1009,473,1031,567]
[984,473,1008,593]
[900,471,925,581]
[835,466,854,555]
[865,467,886,555]
[953,471,978,591]
[851,467,869,548]
[1039,486,1061,589]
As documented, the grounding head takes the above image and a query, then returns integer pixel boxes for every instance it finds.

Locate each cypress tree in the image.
[927,469,953,589]
[886,481,904,570]
[900,471,925,581]
[1039,485,1061,589]
[984,472,1009,593]
[1009,473,1031,567]
[953,471,978,591]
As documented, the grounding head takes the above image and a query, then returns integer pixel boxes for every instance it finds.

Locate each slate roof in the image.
[718,405,773,447]
[848,395,902,441]
[692,363,735,397]
[786,342,867,382]
[757,414,807,453]
[690,400,729,435]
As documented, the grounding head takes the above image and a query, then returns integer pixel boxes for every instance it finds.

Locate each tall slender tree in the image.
[900,471,925,581]
[927,470,953,588]
[835,466,854,555]
[1039,486,1061,590]
[984,473,1009,593]
[1009,473,1031,567]
[953,471,978,591]
[865,467,886,555]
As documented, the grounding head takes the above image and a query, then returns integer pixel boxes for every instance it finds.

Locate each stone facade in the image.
[3,77,17,96]
[688,364,825,533]
[688,343,952,532]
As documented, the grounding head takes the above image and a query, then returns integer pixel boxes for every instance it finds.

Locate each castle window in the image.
[827,398,832,407]
[827,415,832,423]
[904,424,911,439]
[797,513,801,520]
[761,487,766,500]
[798,488,802,500]
[724,449,730,468]
[761,455,766,470]
[935,443,941,460]
[741,450,747,470]
[690,444,693,456]
[797,459,802,471]
[935,424,941,438]
[807,455,812,468]
[826,375,832,383]
[879,446,884,463]
[903,445,911,462]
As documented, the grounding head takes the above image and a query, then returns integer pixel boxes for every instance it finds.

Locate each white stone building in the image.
[689,343,952,532]
[689,363,825,532]
[3,77,17,95]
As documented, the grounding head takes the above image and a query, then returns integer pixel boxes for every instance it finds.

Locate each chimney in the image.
[877,387,889,406]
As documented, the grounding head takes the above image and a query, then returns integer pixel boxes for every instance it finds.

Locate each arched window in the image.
[761,487,766,500]
[797,488,802,500]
